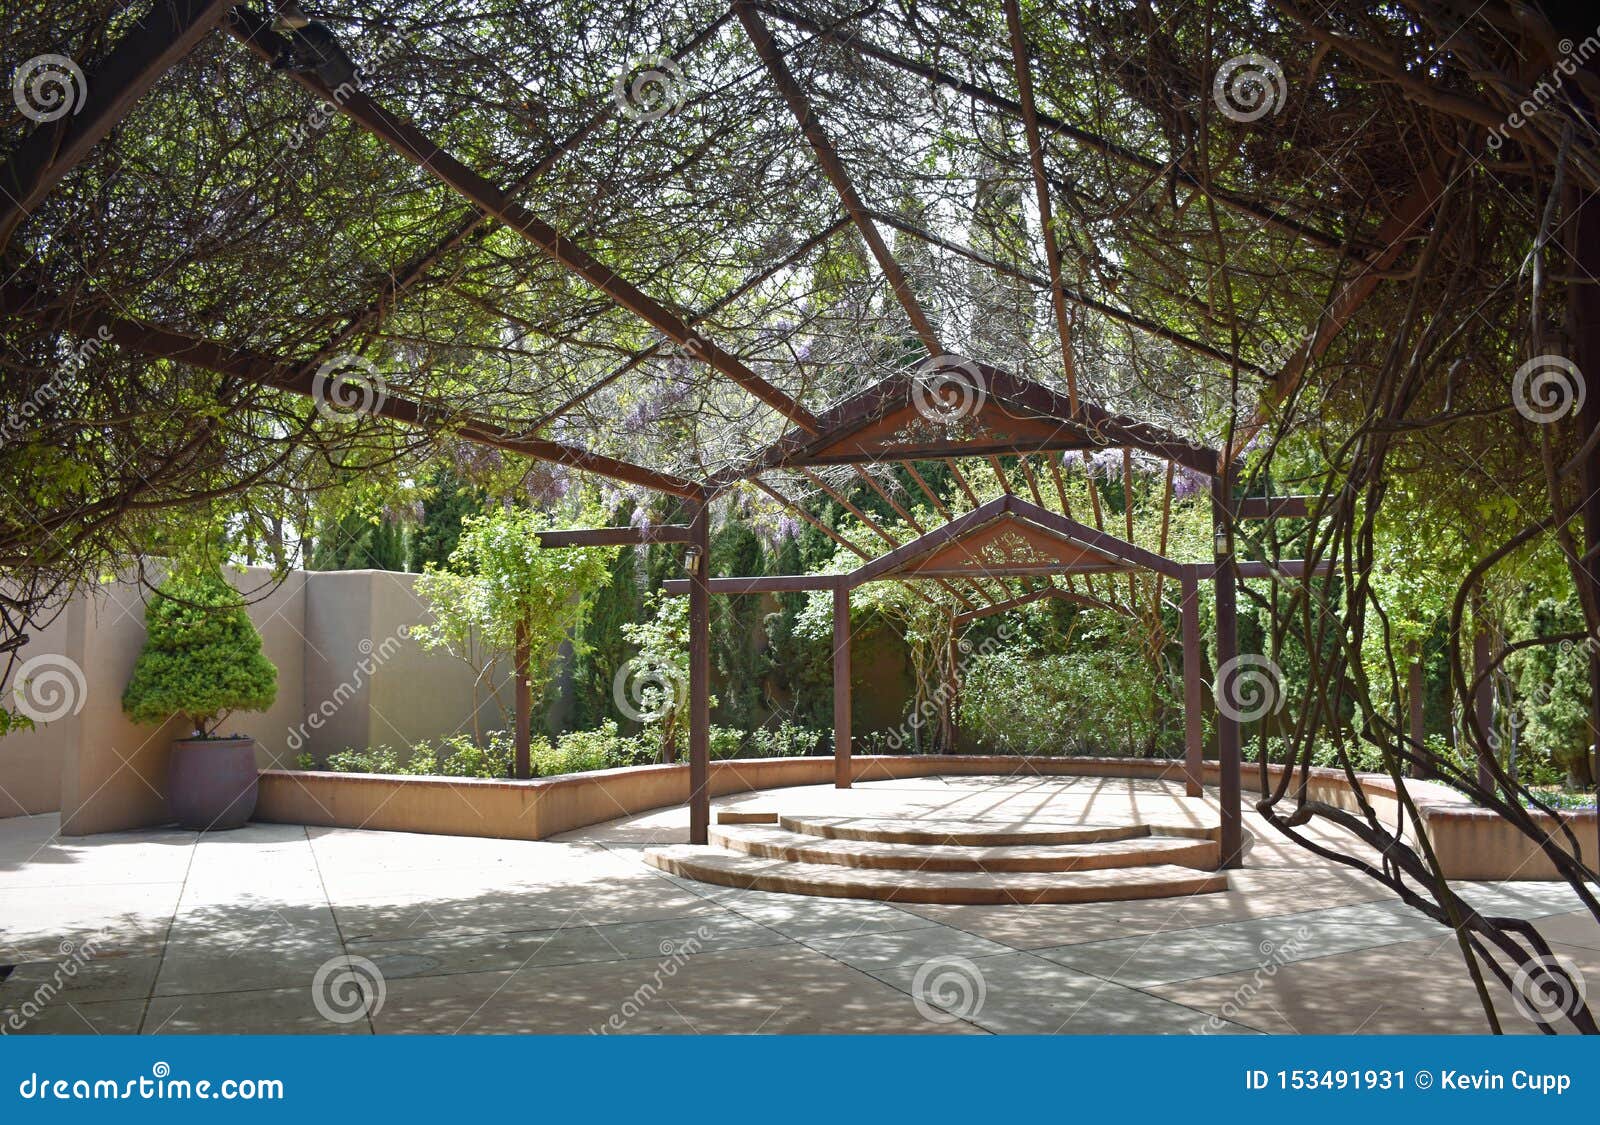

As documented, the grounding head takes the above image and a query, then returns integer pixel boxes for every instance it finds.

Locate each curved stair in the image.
[647,814,1228,905]
[708,824,1218,872]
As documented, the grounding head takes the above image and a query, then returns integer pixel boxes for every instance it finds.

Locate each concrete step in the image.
[645,846,1229,906]
[709,825,1220,872]
[779,814,1215,847]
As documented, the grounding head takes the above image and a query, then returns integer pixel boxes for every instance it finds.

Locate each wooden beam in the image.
[0,279,703,499]
[688,502,711,844]
[849,494,1184,585]
[1236,495,1312,520]
[735,1,943,355]
[754,1,1350,252]
[661,574,840,595]
[868,209,1265,377]
[1225,169,1443,467]
[0,0,235,252]
[833,584,852,788]
[537,526,692,548]
[295,11,735,369]
[1003,0,1079,412]
[227,9,818,436]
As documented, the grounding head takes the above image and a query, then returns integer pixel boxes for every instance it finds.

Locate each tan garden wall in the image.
[0,565,512,834]
[255,754,1595,881]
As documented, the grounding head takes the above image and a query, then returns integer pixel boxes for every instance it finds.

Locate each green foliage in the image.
[571,543,642,730]
[620,591,696,759]
[310,716,827,781]
[308,511,407,571]
[1510,597,1595,782]
[412,506,617,712]
[959,648,1170,756]
[121,564,279,735]
[710,520,768,729]
[408,468,480,572]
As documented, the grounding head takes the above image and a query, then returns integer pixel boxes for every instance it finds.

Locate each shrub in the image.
[122,564,278,735]
[958,649,1172,756]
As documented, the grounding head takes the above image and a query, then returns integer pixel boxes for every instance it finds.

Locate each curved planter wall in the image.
[254,755,1595,881]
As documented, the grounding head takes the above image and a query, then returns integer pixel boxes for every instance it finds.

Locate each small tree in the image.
[122,564,279,736]
[412,507,615,777]
[621,591,693,762]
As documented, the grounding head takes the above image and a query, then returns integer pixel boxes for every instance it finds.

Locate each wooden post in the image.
[513,620,532,780]
[1180,573,1204,797]
[833,582,852,788]
[1408,644,1427,779]
[1211,477,1244,868]
[688,502,711,844]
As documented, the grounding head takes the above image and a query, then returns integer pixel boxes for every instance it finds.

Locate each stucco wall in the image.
[0,565,514,835]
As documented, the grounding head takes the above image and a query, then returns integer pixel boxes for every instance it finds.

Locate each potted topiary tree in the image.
[122,563,279,830]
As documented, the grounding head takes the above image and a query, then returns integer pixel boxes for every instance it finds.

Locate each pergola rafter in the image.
[0,280,704,501]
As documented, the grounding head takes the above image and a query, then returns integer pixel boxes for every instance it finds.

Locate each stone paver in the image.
[1,774,1595,1034]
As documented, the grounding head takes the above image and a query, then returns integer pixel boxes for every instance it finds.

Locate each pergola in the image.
[5,1,1508,876]
[650,368,1327,869]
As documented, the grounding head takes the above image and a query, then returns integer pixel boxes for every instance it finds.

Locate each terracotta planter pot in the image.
[167,737,259,831]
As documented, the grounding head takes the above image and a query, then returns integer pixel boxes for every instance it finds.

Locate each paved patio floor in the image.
[1,774,1594,1034]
